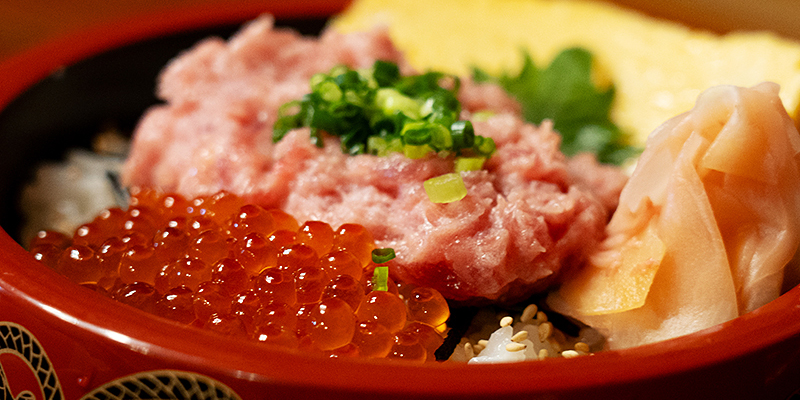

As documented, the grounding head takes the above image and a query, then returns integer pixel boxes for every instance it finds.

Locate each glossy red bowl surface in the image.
[1,2,800,400]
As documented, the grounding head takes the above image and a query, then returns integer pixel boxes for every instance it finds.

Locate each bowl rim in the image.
[2,1,800,397]
[0,0,351,111]
[5,227,800,396]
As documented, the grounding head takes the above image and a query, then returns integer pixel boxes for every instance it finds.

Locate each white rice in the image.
[20,149,123,246]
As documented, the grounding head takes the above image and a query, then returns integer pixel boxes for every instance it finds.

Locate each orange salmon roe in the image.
[31,189,449,361]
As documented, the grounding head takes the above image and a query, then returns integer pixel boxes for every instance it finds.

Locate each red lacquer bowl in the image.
[1,2,800,399]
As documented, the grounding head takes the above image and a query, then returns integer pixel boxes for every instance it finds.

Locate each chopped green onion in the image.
[474,136,497,156]
[315,80,343,102]
[376,88,421,120]
[372,248,396,263]
[367,136,389,155]
[373,60,401,87]
[273,60,497,166]
[403,144,433,159]
[424,172,468,203]
[327,65,349,78]
[401,121,433,145]
[471,110,496,122]
[429,124,453,150]
[335,69,363,88]
[368,136,403,156]
[450,120,475,150]
[454,157,486,172]
[422,90,460,127]
[309,73,327,88]
[372,266,390,291]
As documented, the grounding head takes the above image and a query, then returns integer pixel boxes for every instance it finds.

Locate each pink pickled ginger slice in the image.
[549,82,800,349]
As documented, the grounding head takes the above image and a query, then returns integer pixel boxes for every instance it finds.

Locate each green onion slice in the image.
[403,144,433,159]
[372,266,390,291]
[401,121,434,145]
[372,248,396,264]
[450,120,475,149]
[424,172,468,203]
[454,157,486,172]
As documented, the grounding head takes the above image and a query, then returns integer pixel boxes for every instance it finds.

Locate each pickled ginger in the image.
[549,82,800,349]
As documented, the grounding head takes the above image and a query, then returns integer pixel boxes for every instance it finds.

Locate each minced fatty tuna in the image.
[122,16,627,304]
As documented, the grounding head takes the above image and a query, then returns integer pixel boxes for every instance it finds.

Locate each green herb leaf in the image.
[474,48,641,164]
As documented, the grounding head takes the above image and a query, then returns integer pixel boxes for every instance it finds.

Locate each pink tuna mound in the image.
[122,16,627,304]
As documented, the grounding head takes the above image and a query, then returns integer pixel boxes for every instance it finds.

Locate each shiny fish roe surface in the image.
[31,189,449,361]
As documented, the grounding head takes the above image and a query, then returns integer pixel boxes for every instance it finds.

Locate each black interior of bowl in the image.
[0,18,328,242]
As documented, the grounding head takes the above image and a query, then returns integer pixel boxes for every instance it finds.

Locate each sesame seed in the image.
[478,339,489,347]
[561,350,580,358]
[511,330,529,343]
[500,316,514,328]
[538,349,549,360]
[535,311,548,323]
[538,322,553,342]
[505,342,527,352]
[520,304,538,323]
[574,342,590,353]
[464,342,475,359]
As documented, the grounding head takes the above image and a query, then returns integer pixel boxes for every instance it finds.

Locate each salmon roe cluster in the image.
[29,188,450,361]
